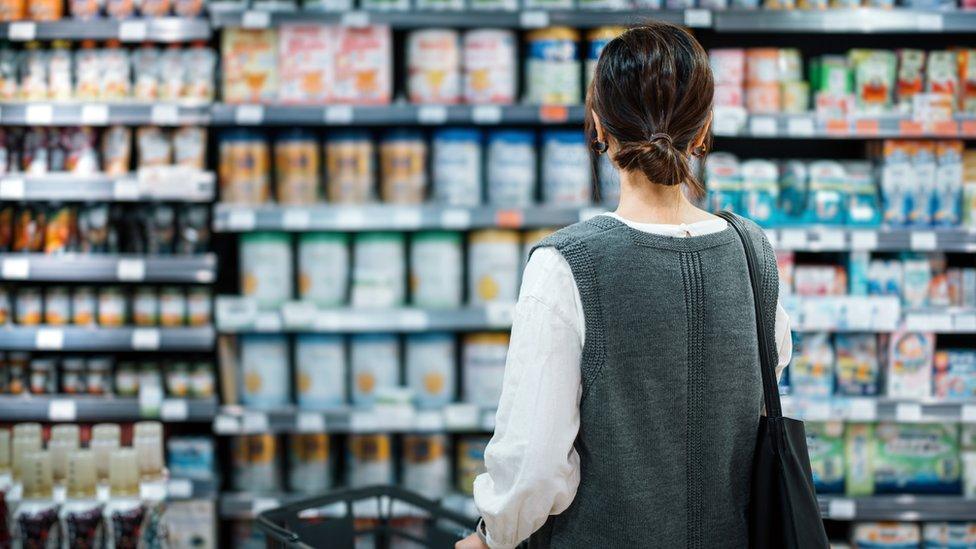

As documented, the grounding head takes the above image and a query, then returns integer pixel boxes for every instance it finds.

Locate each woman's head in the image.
[586,22,713,197]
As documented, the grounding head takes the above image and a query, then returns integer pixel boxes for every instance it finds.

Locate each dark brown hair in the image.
[585,22,713,197]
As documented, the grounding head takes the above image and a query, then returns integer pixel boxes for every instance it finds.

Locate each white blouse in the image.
[472,213,793,549]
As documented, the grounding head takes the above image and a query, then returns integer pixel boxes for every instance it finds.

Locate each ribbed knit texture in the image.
[522,214,778,549]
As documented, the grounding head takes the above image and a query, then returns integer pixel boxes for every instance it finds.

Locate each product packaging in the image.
[886,331,935,400]
[835,334,879,396]
[805,421,846,494]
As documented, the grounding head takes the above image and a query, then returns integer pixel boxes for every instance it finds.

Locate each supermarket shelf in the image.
[0,171,215,202]
[0,102,211,126]
[784,295,976,334]
[0,254,216,283]
[209,8,692,29]
[713,112,976,139]
[166,477,218,501]
[0,17,211,42]
[782,396,976,424]
[213,203,597,232]
[713,9,976,33]
[818,496,976,521]
[210,103,586,126]
[0,395,218,422]
[766,226,976,253]
[0,326,215,351]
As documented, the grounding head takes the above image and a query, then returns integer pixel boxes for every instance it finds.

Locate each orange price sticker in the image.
[825,119,849,135]
[898,120,924,136]
[959,120,976,137]
[932,120,958,136]
[539,105,569,123]
[495,209,524,228]
[854,119,879,135]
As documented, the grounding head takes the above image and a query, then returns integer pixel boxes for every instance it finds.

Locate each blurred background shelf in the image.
[0,102,211,126]
[817,496,976,521]
[0,253,216,283]
[782,396,976,424]
[0,326,215,351]
[713,112,976,139]
[0,395,218,422]
[0,171,215,202]
[765,227,976,252]
[210,103,586,126]
[0,17,211,42]
[712,8,976,33]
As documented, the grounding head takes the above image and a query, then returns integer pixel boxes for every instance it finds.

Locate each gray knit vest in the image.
[523,214,779,549]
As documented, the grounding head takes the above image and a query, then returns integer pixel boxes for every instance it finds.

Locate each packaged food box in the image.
[278,24,333,104]
[332,25,392,105]
[852,522,920,549]
[222,28,279,104]
[934,350,976,400]
[835,334,879,396]
[805,421,845,494]
[886,331,934,400]
[789,332,834,398]
[872,423,961,495]
[923,522,976,548]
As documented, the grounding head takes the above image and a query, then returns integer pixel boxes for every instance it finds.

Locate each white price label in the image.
[235,105,264,125]
[486,302,515,328]
[910,231,937,251]
[341,11,370,27]
[282,209,311,230]
[226,209,256,231]
[151,104,179,125]
[254,312,282,332]
[440,209,471,229]
[930,314,954,332]
[850,231,878,251]
[398,310,429,331]
[417,105,448,124]
[786,117,815,137]
[351,411,381,432]
[0,177,24,200]
[779,229,808,250]
[252,497,280,516]
[2,257,29,280]
[324,105,354,124]
[242,412,269,433]
[35,328,64,350]
[414,410,444,431]
[241,10,271,28]
[827,498,856,520]
[336,209,366,228]
[48,399,76,421]
[8,21,36,41]
[961,404,976,423]
[113,178,140,200]
[167,478,193,499]
[814,229,845,250]
[140,480,167,501]
[895,402,923,422]
[847,398,877,421]
[955,314,976,333]
[519,10,549,28]
[116,258,146,281]
[81,104,109,125]
[281,301,317,328]
[118,20,148,42]
[749,116,777,136]
[132,328,161,350]
[904,313,928,331]
[917,13,943,31]
[684,9,712,27]
[213,414,240,434]
[26,104,53,125]
[472,105,503,124]
[392,207,422,229]
[296,412,325,433]
[804,401,831,421]
[161,399,189,421]
[313,311,342,331]
[444,403,479,429]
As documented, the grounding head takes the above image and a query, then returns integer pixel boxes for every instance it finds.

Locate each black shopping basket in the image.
[256,485,476,548]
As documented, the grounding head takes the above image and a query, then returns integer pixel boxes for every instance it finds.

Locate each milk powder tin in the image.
[463,333,509,407]
[406,333,456,409]
[160,286,186,327]
[410,231,463,308]
[486,130,536,207]
[351,232,405,308]
[522,228,557,262]
[468,231,520,305]
[403,434,450,500]
[298,233,350,307]
[231,434,280,492]
[585,27,625,88]
[463,29,517,104]
[187,288,212,326]
[97,287,126,327]
[43,287,70,325]
[325,131,375,204]
[347,434,394,488]
[133,287,159,326]
[351,333,400,407]
[274,129,320,205]
[240,232,294,308]
[240,334,290,409]
[542,130,591,206]
[432,128,482,207]
[456,436,490,495]
[380,130,427,204]
[296,334,347,410]
[525,27,581,105]
[288,434,332,494]
[15,287,42,325]
[219,130,270,205]
[407,29,461,105]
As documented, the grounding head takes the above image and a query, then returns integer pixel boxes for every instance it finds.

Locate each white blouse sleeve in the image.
[472,247,583,549]
[774,301,792,381]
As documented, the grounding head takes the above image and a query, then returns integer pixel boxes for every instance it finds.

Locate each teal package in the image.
[705,153,742,214]
[778,160,808,225]
[805,161,847,224]
[872,423,962,495]
[740,159,780,226]
[805,421,845,494]
[923,522,976,549]
[844,160,882,227]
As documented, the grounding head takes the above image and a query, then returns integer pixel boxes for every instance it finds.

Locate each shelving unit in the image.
[0,395,218,422]
[0,254,216,283]
[0,171,215,202]
[712,8,976,33]
[0,17,211,42]
[210,103,586,126]
[0,326,215,352]
[714,112,976,139]
[0,102,211,126]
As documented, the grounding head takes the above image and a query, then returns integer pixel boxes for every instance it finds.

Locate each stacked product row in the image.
[0,352,216,398]
[0,285,213,326]
[219,128,613,206]
[707,143,976,228]
[0,0,207,20]
[836,522,976,548]
[0,42,215,103]
[213,0,976,11]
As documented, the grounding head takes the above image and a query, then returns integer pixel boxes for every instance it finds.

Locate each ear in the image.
[591,109,606,143]
[690,112,713,153]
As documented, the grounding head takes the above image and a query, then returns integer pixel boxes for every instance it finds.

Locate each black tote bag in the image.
[717,211,830,549]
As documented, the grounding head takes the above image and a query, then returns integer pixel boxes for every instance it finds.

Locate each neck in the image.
[614,170,701,225]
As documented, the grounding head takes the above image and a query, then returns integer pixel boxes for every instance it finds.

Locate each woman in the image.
[457,21,792,548]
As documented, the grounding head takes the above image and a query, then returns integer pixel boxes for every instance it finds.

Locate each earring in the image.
[692,145,707,157]
[591,140,609,154]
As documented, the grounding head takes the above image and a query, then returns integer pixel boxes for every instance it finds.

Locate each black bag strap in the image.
[716,211,782,418]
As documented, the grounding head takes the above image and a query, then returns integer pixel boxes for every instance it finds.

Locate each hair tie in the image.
[649,133,674,146]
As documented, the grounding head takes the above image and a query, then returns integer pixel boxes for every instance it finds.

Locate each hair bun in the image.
[612,137,691,188]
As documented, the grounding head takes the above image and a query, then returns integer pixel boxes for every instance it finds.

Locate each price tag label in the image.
[417,105,448,124]
[486,302,515,328]
[847,398,877,421]
[296,412,325,433]
[81,104,109,125]
[825,119,849,136]
[151,104,179,125]
[803,401,831,421]
[139,384,164,416]
[850,231,878,251]
[313,311,342,331]
[899,120,924,136]
[0,177,24,200]
[854,119,880,136]
[48,399,77,421]
[113,178,140,200]
[786,117,815,137]
[282,209,310,230]
[116,258,146,281]
[929,314,954,332]
[8,21,36,41]
[398,310,429,331]
[36,328,64,350]
[235,105,264,125]
[392,207,422,229]
[904,313,928,331]
[132,328,161,350]
[242,412,269,433]
[281,301,317,328]
[538,105,568,123]
[910,231,937,251]
[324,105,354,124]
[917,13,943,31]
[118,20,148,42]
[472,105,502,124]
[254,312,282,332]
[519,10,549,28]
[252,497,280,516]
[226,209,256,231]
[955,313,976,333]
[827,499,856,520]
[26,104,53,125]
[440,209,471,229]
[814,229,845,250]
[341,11,370,27]
[961,405,976,423]
[444,403,479,429]
[213,414,240,434]
[336,209,366,228]
[895,402,923,422]
[779,229,808,250]
[415,410,444,431]
[684,8,712,27]
[351,411,381,432]
[161,399,189,421]
[140,480,167,502]
[2,257,29,279]
[495,209,524,228]
[167,478,193,499]
[242,10,271,28]
[749,116,777,136]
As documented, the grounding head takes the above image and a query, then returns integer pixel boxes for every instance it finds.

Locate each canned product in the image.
[486,130,536,207]
[15,287,42,325]
[240,334,290,409]
[325,131,374,204]
[186,288,212,326]
[191,361,215,398]
[29,357,56,394]
[160,287,186,327]
[463,333,509,407]
[432,128,482,207]
[240,232,294,308]
[351,232,405,308]
[346,434,393,488]
[71,286,96,325]
[0,352,6,393]
[403,434,450,500]
[456,436,490,495]
[350,334,399,407]
[463,29,517,105]
[219,130,271,205]
[410,231,463,308]
[407,29,461,104]
[296,334,347,410]
[405,333,456,409]
[8,352,28,395]
[298,233,349,307]
[133,287,159,327]
[522,228,557,262]
[97,287,126,327]
[542,130,591,206]
[380,130,427,204]
[586,27,625,88]
[43,287,70,325]
[231,434,280,492]
[86,356,111,396]
[525,27,581,106]
[167,362,191,398]
[0,287,8,324]
[115,361,139,396]
[467,230,520,305]
[288,434,332,494]
[274,129,320,205]
[61,357,86,395]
